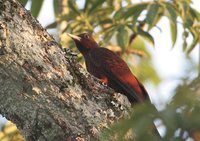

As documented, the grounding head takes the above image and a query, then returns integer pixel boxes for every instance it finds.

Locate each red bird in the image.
[67,33,149,104]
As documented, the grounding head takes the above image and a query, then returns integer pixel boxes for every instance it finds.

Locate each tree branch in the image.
[0,0,130,140]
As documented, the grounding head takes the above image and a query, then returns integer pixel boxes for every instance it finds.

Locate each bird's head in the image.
[67,33,99,55]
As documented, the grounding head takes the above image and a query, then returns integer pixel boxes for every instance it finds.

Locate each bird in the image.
[67,32,149,104]
[67,33,161,138]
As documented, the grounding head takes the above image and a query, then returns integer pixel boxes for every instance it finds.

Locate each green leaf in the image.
[164,2,177,47]
[190,8,200,21]
[103,27,116,43]
[181,1,194,28]
[68,1,80,15]
[53,0,59,16]
[187,31,199,54]
[45,21,57,29]
[98,19,113,25]
[113,8,125,19]
[137,28,154,46]
[145,3,160,29]
[183,38,187,51]
[84,0,89,12]
[59,12,78,21]
[124,3,148,19]
[170,22,177,47]
[117,26,129,51]
[19,0,28,6]
[185,17,194,28]
[89,0,106,14]
[165,2,177,23]
[31,0,44,18]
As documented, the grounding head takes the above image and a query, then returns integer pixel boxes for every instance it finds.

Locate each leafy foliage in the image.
[30,0,44,18]
[100,78,200,141]
[19,0,200,53]
[0,122,24,141]
[45,0,199,52]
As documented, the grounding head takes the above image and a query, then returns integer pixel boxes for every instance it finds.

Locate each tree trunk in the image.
[0,0,130,140]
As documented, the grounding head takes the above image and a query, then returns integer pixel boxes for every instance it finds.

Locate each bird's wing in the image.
[88,48,145,103]
[134,76,150,100]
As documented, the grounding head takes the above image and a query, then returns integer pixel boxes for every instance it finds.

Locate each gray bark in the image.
[0,0,131,140]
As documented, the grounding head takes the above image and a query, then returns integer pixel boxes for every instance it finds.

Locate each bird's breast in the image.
[85,56,105,79]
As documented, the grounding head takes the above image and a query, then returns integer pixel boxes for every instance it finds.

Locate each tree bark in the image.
[0,0,130,140]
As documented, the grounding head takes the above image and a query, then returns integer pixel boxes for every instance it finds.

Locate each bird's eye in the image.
[84,34,90,39]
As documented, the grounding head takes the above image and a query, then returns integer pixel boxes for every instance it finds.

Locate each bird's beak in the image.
[67,33,81,41]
